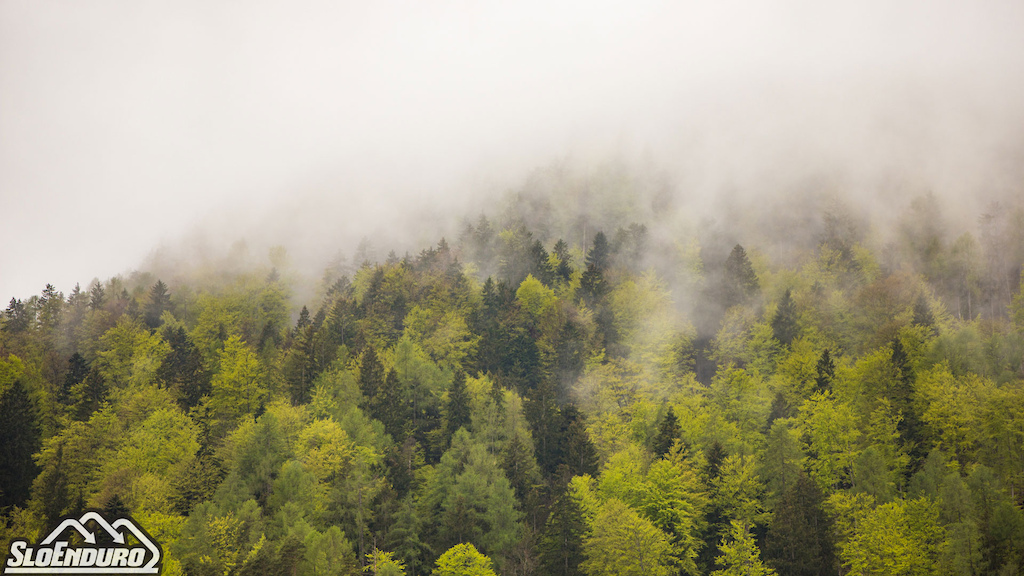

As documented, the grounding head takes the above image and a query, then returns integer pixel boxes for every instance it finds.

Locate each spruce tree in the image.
[443,370,471,447]
[538,490,587,576]
[586,231,610,270]
[144,280,172,329]
[159,326,210,411]
[721,244,759,309]
[653,406,682,457]
[770,289,798,347]
[359,348,385,405]
[814,349,835,394]
[763,473,836,576]
[0,379,41,509]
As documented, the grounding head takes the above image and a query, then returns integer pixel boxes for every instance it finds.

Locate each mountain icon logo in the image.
[3,511,161,574]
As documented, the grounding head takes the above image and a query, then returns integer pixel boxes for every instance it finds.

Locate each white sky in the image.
[2,0,1024,301]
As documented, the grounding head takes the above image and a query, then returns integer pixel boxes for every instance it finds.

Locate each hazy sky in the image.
[2,0,1024,301]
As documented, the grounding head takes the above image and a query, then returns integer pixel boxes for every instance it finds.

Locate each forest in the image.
[2,177,1024,576]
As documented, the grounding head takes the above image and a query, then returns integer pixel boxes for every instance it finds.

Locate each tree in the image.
[586,232,610,270]
[207,336,267,434]
[770,290,798,347]
[360,348,386,407]
[652,406,681,457]
[432,543,497,576]
[763,474,835,576]
[158,326,210,411]
[538,490,588,576]
[0,379,40,509]
[444,371,471,448]
[712,519,777,576]
[581,499,673,576]
[144,280,172,329]
[366,548,407,576]
[813,349,835,394]
[721,245,759,309]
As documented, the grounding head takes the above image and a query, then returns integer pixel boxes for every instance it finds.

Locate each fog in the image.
[2,0,1024,302]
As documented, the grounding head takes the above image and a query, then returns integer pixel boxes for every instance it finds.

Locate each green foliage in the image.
[712,519,777,576]
[581,498,673,576]
[432,543,496,576]
[206,335,267,434]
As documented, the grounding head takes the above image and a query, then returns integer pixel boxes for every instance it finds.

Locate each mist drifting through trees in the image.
[3,1,1024,576]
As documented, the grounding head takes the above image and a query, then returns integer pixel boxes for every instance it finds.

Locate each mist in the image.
[2,0,1024,302]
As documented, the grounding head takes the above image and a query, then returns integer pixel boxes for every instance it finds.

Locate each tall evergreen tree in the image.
[359,348,385,404]
[0,379,41,509]
[443,370,471,447]
[814,349,835,394]
[144,280,172,329]
[653,406,682,457]
[770,289,798,347]
[763,473,836,576]
[61,352,89,405]
[158,326,210,411]
[586,231,611,270]
[538,490,587,576]
[721,244,759,309]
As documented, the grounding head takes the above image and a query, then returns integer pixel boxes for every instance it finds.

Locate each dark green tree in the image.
[443,370,471,448]
[652,406,682,457]
[814,349,835,394]
[144,280,172,329]
[359,348,385,405]
[538,490,587,576]
[765,471,835,573]
[562,405,599,477]
[0,379,41,509]
[771,289,798,347]
[586,231,610,270]
[721,244,759,309]
[61,353,90,405]
[158,326,210,411]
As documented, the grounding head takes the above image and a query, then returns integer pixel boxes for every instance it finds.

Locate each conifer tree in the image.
[763,474,835,576]
[770,289,798,347]
[653,406,682,457]
[814,349,835,394]
[0,379,40,509]
[538,490,587,576]
[144,280,172,329]
[721,245,759,309]
[360,348,385,404]
[443,370,471,448]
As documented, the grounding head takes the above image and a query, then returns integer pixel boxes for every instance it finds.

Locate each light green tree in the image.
[581,498,673,576]
[711,519,777,576]
[432,543,497,576]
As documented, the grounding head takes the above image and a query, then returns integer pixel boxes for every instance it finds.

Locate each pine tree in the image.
[359,348,385,404]
[538,490,587,576]
[814,349,835,394]
[553,239,573,284]
[88,282,106,311]
[770,289,798,347]
[721,245,759,309]
[0,379,41,509]
[563,411,599,477]
[653,407,682,457]
[443,370,471,447]
[912,294,935,332]
[158,326,210,411]
[763,473,835,576]
[61,353,90,405]
[586,232,610,270]
[144,280,172,329]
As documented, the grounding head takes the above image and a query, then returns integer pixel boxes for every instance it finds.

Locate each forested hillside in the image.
[3,185,1024,576]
